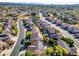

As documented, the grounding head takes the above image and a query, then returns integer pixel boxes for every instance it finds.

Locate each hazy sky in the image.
[0,0,79,4]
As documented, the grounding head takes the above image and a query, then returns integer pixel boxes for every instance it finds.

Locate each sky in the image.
[0,0,79,4]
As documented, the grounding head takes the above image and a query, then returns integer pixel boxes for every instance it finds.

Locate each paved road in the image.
[39,12,79,48]
[10,19,25,56]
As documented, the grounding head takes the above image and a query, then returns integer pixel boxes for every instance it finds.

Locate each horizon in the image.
[0,0,79,5]
[1,2,79,5]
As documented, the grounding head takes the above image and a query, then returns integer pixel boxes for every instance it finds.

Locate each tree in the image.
[54,46,62,56]
[48,38,57,47]
[0,27,3,33]
[61,36,74,47]
[44,47,53,56]
[24,40,31,46]
[44,45,69,56]
[67,38,74,47]
[12,24,17,29]
[43,34,48,44]
[53,13,57,16]
[26,31,32,39]
[31,12,36,16]
[25,50,34,56]
[11,23,18,36]
[53,45,69,56]
[23,21,28,26]
[57,45,69,56]
[55,29,60,33]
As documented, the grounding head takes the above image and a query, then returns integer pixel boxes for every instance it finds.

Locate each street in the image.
[10,19,25,56]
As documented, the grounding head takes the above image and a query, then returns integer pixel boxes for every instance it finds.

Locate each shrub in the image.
[61,36,74,47]
[25,50,34,56]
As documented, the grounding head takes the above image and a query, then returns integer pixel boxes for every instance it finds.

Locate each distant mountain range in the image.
[0,2,48,6]
[0,2,79,8]
[0,2,79,5]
